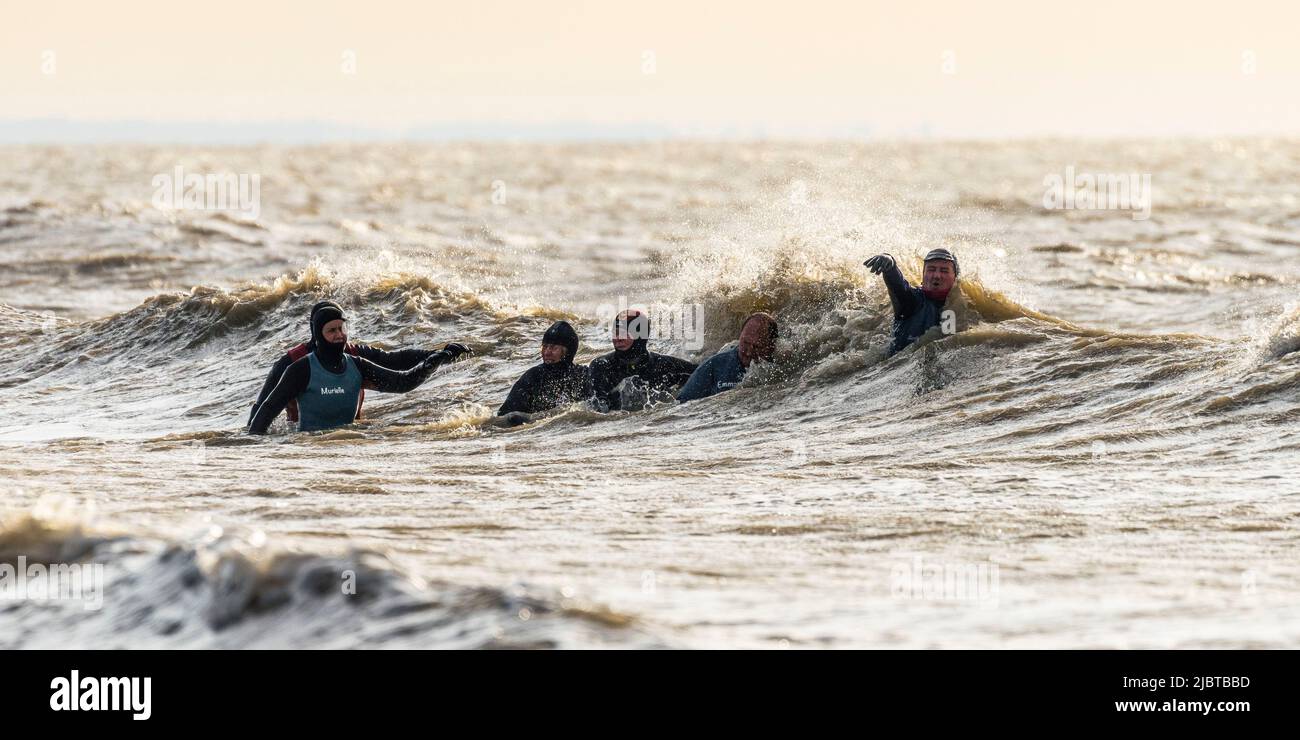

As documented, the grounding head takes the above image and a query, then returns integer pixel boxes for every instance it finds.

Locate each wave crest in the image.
[0,513,660,649]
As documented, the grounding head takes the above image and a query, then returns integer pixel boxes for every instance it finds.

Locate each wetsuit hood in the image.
[306,300,343,352]
[612,310,650,359]
[543,320,580,364]
[311,305,347,364]
[311,300,343,321]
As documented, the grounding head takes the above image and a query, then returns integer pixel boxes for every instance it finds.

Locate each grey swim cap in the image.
[924,248,959,276]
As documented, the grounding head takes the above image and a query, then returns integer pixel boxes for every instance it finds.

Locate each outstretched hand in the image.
[421,343,473,372]
[441,342,473,361]
[863,254,895,274]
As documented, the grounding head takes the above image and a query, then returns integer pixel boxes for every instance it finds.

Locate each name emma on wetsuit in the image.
[247,305,471,434]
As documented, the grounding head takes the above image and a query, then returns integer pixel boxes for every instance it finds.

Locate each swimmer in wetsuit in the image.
[676,312,778,403]
[588,309,697,411]
[247,305,471,434]
[495,320,592,425]
[863,248,960,355]
[247,300,450,427]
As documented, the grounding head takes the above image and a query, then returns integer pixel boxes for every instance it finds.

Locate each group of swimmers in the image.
[246,248,960,434]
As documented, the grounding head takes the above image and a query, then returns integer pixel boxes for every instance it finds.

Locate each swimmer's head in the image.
[309,300,342,324]
[321,319,346,345]
[922,249,958,301]
[312,305,347,349]
[307,300,344,352]
[541,320,579,365]
[611,309,649,354]
[737,312,778,368]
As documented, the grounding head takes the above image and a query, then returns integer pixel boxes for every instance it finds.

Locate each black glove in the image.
[441,343,473,362]
[863,254,895,274]
[421,343,472,371]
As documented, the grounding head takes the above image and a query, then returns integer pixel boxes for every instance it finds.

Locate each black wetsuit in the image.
[248,350,445,434]
[881,263,948,354]
[248,342,436,426]
[496,363,592,416]
[589,342,696,410]
[496,320,592,416]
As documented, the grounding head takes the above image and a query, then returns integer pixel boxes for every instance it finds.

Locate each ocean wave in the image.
[0,241,1278,444]
[14,251,182,275]
[8,261,519,360]
[666,237,1088,386]
[1262,303,1300,360]
[0,513,660,649]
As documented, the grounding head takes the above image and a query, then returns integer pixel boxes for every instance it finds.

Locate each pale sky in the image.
[3,0,1298,139]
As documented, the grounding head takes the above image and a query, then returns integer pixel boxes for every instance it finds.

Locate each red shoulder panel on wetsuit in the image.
[284,343,310,422]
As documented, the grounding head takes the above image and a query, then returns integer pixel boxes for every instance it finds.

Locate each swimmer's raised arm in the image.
[865,253,920,319]
[355,343,471,393]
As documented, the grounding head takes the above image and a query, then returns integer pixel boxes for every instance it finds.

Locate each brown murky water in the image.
[1,140,1297,647]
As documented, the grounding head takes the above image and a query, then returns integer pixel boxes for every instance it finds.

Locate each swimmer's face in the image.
[322,319,347,345]
[612,311,645,352]
[541,342,568,364]
[737,317,776,368]
[923,260,956,294]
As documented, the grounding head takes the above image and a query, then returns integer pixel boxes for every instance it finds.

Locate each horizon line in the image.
[3,117,1298,146]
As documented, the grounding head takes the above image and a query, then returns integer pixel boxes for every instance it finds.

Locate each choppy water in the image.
[1,140,1298,648]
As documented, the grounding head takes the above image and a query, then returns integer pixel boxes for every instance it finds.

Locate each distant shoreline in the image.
[4,118,1295,146]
